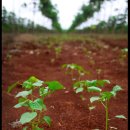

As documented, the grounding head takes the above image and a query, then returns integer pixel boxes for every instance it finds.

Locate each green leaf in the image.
[28,76,39,83]
[23,126,28,130]
[73,81,85,89]
[33,80,44,87]
[121,48,128,53]
[75,87,84,93]
[42,104,47,111]
[88,86,102,92]
[20,112,37,124]
[80,95,86,101]
[97,80,110,87]
[89,106,96,111]
[85,80,110,87]
[7,81,19,93]
[109,126,117,130]
[14,99,28,108]
[115,115,127,119]
[34,126,44,130]
[39,87,49,97]
[68,64,76,69]
[100,92,113,101]
[112,85,123,92]
[29,98,45,111]
[45,81,64,91]
[85,80,97,87]
[23,81,33,89]
[111,85,122,97]
[43,116,51,127]
[18,97,27,102]
[90,96,100,103]
[62,64,67,68]
[22,76,42,89]
[110,91,116,97]
[15,90,32,98]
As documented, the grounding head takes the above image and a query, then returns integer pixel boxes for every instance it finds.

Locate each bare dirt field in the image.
[2,33,128,130]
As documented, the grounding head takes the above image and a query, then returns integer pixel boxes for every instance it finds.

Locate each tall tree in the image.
[39,0,62,31]
[68,0,110,31]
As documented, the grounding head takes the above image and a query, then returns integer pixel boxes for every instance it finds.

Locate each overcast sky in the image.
[2,0,127,29]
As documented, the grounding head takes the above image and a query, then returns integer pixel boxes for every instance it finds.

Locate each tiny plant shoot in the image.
[54,46,62,59]
[7,76,65,130]
[62,63,90,81]
[119,48,128,63]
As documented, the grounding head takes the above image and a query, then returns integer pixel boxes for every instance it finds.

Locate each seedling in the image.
[6,52,12,60]
[87,105,96,127]
[119,48,128,63]
[96,68,102,79]
[72,80,126,130]
[7,76,65,130]
[82,48,92,57]
[89,84,127,130]
[82,48,95,65]
[54,46,62,59]
[73,80,110,127]
[62,63,90,81]
[86,82,126,130]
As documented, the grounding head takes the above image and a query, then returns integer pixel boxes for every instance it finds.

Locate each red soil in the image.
[2,34,128,130]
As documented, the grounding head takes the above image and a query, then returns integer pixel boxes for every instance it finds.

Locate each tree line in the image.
[2,0,127,33]
[2,6,51,33]
[75,13,128,33]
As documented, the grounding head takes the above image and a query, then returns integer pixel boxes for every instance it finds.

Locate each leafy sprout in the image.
[62,63,90,81]
[72,79,126,130]
[7,76,65,130]
[88,84,126,130]
[54,46,62,58]
[119,48,128,62]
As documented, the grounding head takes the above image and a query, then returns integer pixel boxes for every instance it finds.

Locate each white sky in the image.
[2,0,127,30]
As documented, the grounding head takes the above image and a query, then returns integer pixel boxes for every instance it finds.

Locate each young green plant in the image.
[89,84,126,130]
[7,76,65,130]
[54,46,62,59]
[62,63,90,81]
[73,80,126,130]
[119,48,128,63]
[73,79,111,127]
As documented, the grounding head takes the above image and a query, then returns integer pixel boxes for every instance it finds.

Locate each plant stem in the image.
[71,70,74,81]
[88,110,91,127]
[38,111,42,124]
[101,101,106,108]
[78,74,81,81]
[105,100,109,130]
[31,88,34,101]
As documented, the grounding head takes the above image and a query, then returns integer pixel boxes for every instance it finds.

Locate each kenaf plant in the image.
[54,46,62,59]
[73,80,127,130]
[119,48,128,63]
[7,76,65,130]
[73,80,110,128]
[62,63,90,81]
